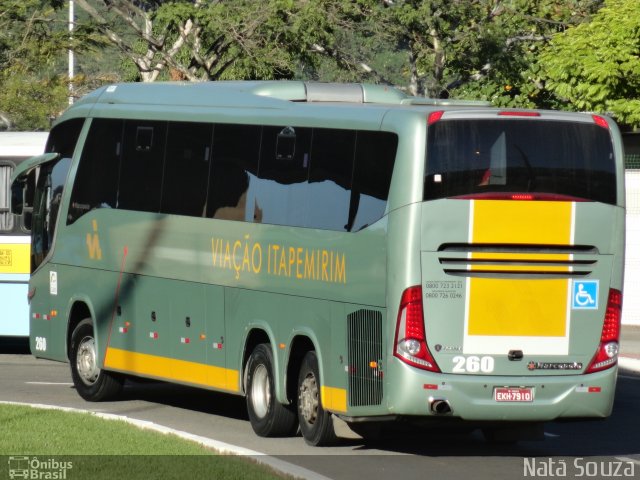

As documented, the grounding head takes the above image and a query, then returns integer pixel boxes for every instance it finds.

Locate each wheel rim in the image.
[76,335,99,386]
[299,372,319,425]
[250,364,270,418]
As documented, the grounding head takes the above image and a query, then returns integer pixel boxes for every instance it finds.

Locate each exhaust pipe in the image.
[429,398,452,415]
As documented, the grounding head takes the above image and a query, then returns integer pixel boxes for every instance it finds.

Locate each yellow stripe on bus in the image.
[468,200,572,337]
[104,347,240,393]
[321,385,348,413]
[0,244,30,274]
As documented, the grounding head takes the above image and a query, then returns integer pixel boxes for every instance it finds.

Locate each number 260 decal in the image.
[34,336,47,352]
[452,355,494,373]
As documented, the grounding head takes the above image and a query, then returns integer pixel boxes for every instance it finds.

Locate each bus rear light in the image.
[427,111,444,125]
[394,286,440,372]
[451,192,589,202]
[497,111,541,117]
[592,115,609,129]
[585,288,622,374]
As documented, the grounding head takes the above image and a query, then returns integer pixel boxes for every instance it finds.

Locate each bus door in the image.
[418,113,623,378]
[12,153,72,354]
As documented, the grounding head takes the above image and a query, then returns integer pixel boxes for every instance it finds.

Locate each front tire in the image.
[69,319,123,401]
[245,343,298,437]
[297,351,336,446]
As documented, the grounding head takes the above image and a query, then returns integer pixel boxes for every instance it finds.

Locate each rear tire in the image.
[69,318,123,401]
[245,343,298,437]
[297,351,336,446]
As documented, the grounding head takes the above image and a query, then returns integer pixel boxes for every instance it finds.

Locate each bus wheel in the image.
[246,343,297,437]
[69,319,123,401]
[297,351,336,446]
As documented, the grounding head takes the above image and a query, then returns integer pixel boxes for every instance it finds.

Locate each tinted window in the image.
[250,126,312,227]
[208,124,260,221]
[118,121,167,212]
[308,129,355,231]
[65,119,399,232]
[67,119,122,224]
[425,120,616,204]
[351,131,398,231]
[45,118,84,158]
[31,157,71,270]
[161,122,213,216]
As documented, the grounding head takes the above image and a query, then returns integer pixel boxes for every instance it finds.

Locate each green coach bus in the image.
[11,81,625,445]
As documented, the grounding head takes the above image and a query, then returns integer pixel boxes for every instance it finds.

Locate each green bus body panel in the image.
[420,199,623,377]
[25,81,625,426]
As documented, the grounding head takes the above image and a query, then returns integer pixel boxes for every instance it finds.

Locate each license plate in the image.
[494,387,534,402]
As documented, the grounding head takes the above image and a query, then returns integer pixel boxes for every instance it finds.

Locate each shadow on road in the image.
[117,378,249,422]
[95,368,640,459]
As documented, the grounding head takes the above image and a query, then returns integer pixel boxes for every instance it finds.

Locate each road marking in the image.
[25,382,74,386]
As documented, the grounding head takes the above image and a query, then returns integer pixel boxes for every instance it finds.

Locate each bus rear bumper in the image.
[385,364,618,422]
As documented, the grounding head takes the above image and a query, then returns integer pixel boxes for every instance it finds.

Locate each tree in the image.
[539,0,640,127]
[0,0,106,130]
[378,0,603,101]
[73,0,368,82]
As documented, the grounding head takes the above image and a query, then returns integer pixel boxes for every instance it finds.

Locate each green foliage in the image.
[0,0,111,130]
[1,0,639,129]
[539,0,640,127]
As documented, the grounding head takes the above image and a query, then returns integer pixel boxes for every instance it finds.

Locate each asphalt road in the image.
[1,350,639,480]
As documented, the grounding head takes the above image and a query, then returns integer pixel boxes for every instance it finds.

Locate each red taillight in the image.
[497,111,541,117]
[586,288,622,374]
[427,111,444,125]
[451,192,589,202]
[394,286,440,372]
[592,114,610,129]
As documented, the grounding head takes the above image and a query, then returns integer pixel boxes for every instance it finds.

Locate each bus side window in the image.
[307,128,356,231]
[350,131,397,231]
[208,124,260,221]
[160,122,213,217]
[118,121,167,213]
[253,126,312,228]
[67,119,122,224]
[45,118,84,158]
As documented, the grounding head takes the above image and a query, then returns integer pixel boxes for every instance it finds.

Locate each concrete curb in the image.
[0,401,331,480]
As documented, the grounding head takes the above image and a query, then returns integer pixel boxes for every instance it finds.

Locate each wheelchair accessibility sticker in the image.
[572,280,599,310]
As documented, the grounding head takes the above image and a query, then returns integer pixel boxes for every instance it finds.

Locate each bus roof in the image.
[56,81,609,130]
[70,81,491,111]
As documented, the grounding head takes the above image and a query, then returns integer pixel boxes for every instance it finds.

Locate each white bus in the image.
[0,132,48,339]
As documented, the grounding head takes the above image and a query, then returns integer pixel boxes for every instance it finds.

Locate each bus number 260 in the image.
[452,355,494,373]
[34,336,47,352]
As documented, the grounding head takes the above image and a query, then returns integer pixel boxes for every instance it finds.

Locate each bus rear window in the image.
[424,119,616,204]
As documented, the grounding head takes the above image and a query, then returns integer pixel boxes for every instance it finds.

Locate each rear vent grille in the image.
[437,243,598,279]
[347,309,383,407]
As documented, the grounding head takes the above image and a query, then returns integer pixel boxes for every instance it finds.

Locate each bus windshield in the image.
[424,119,616,204]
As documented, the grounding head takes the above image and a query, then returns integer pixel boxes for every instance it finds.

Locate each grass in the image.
[0,404,291,480]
